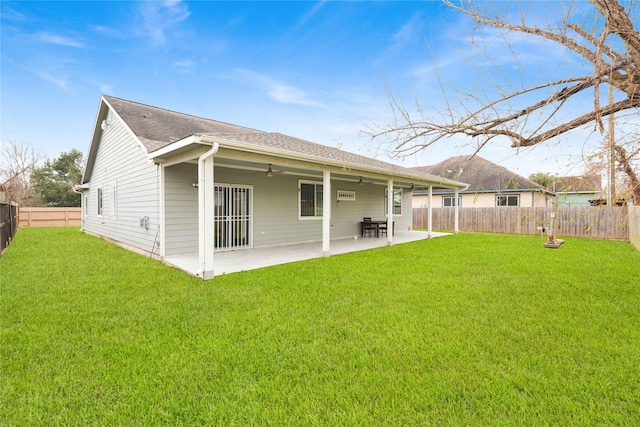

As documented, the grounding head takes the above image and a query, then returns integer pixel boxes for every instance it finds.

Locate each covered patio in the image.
[164,229,450,277]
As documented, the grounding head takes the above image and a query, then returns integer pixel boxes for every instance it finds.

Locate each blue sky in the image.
[1,1,604,177]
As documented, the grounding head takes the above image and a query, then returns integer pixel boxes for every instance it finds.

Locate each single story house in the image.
[411,155,554,209]
[77,96,467,279]
[553,175,602,206]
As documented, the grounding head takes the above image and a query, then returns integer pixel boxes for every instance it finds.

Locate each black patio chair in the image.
[379,221,388,236]
[362,217,376,237]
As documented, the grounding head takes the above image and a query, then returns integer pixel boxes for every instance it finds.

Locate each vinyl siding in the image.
[215,167,412,247]
[216,168,310,247]
[558,192,595,207]
[82,111,159,253]
[164,163,198,255]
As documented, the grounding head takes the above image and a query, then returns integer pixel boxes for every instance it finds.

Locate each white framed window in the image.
[496,194,520,207]
[299,180,323,219]
[109,181,117,219]
[97,187,103,217]
[442,196,462,207]
[385,189,402,216]
[84,195,89,217]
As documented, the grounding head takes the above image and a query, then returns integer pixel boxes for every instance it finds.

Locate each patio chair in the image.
[379,222,388,236]
[362,217,376,237]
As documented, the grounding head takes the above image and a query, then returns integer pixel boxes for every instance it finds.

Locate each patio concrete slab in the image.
[164,230,450,278]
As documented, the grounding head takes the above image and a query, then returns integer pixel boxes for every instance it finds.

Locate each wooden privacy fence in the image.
[1,202,19,255]
[18,207,82,228]
[629,206,640,251]
[413,206,631,241]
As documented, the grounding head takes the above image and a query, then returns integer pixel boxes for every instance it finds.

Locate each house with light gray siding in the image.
[78,96,467,279]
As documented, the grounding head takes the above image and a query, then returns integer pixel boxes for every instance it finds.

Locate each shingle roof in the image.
[412,155,547,193]
[202,132,420,175]
[554,175,602,193]
[104,96,263,152]
[101,96,467,188]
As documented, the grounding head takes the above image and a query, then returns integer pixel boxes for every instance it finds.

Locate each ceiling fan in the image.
[355,176,373,185]
[265,164,285,177]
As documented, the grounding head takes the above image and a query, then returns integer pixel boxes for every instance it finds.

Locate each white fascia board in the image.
[148,135,210,161]
[81,99,110,184]
[199,134,468,190]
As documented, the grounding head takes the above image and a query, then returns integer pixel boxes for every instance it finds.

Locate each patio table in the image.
[360,220,394,238]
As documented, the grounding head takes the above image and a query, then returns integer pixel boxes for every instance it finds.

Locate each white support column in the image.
[197,143,219,279]
[158,164,166,257]
[203,157,215,275]
[322,170,331,256]
[454,187,460,234]
[428,185,433,238]
[387,179,394,246]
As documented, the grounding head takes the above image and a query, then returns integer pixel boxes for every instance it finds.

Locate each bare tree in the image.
[369,0,640,202]
[0,141,44,206]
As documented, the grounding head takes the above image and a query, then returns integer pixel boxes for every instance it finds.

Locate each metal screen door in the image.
[213,185,252,251]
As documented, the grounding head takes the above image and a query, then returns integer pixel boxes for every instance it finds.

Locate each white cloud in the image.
[392,12,423,47]
[29,68,69,91]
[91,25,127,40]
[137,0,190,46]
[173,58,196,73]
[235,69,324,107]
[268,84,323,107]
[84,77,114,95]
[296,0,328,29]
[34,32,84,48]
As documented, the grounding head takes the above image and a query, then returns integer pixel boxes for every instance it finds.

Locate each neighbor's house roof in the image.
[411,155,552,195]
[554,175,602,194]
[83,96,468,190]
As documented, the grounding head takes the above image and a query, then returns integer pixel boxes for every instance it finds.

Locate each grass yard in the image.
[1,227,639,425]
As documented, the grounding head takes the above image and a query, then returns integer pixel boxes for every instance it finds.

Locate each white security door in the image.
[213,185,252,251]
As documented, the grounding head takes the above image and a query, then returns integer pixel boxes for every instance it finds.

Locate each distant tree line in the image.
[0,142,84,207]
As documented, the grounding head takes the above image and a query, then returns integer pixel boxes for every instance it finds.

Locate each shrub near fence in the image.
[18,207,82,228]
[414,206,630,241]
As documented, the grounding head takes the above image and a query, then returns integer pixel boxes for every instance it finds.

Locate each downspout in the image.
[428,185,433,238]
[387,179,393,246]
[454,187,460,234]
[71,185,85,231]
[197,142,219,278]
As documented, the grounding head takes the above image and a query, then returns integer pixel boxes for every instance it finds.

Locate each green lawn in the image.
[1,227,639,425]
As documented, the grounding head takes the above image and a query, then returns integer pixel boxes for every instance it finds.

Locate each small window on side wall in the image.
[442,196,461,207]
[496,194,520,207]
[97,187,103,216]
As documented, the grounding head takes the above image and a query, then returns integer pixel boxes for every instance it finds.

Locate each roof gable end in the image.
[104,96,263,153]
[412,155,548,192]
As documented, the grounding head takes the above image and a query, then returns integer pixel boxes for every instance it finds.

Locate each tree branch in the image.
[444,0,601,64]
[514,97,640,147]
